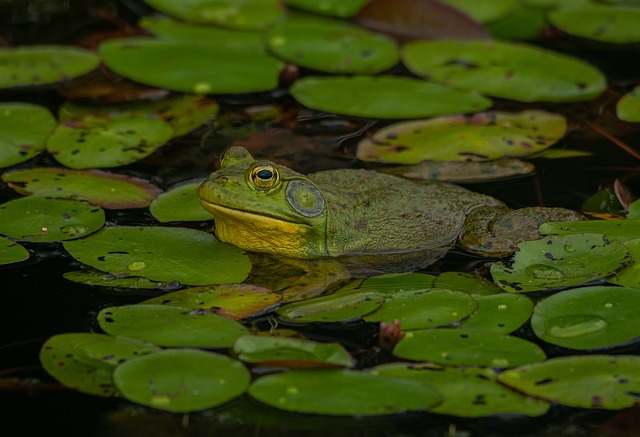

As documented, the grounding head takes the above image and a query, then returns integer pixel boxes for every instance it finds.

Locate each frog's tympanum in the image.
[198,147,582,300]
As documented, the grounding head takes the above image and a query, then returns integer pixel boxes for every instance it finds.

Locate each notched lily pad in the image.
[2,167,161,209]
[98,304,249,347]
[114,348,250,412]
[233,335,353,368]
[0,193,104,242]
[150,181,212,222]
[46,114,173,169]
[277,289,386,323]
[499,355,640,409]
[356,110,567,164]
[63,226,250,285]
[0,236,29,265]
[40,333,160,397]
[549,7,640,44]
[0,103,57,168]
[491,233,630,293]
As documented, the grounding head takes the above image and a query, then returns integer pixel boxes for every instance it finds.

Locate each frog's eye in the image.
[250,164,280,190]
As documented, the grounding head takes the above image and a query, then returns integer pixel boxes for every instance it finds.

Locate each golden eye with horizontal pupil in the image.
[250,164,279,189]
[286,180,326,218]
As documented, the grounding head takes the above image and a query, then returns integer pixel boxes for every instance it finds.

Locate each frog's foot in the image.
[459,206,584,257]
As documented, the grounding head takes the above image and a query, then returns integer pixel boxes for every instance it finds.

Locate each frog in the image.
[198,147,583,300]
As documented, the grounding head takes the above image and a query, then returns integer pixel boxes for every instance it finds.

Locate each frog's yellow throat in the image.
[199,201,326,258]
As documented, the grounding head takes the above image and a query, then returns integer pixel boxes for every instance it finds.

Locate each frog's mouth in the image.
[199,200,298,225]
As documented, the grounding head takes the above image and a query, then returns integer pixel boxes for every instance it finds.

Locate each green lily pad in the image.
[63,226,250,285]
[150,181,212,222]
[458,293,534,334]
[284,0,370,17]
[290,75,492,119]
[142,0,284,30]
[40,333,160,397]
[0,45,99,89]
[0,236,29,265]
[532,285,640,350]
[487,4,547,40]
[610,239,640,288]
[114,349,250,412]
[277,289,386,323]
[549,7,640,44]
[499,355,640,409]
[233,335,353,368]
[1,167,161,209]
[490,233,630,293]
[382,158,535,182]
[434,271,503,296]
[540,220,640,242]
[248,369,442,415]
[0,194,104,242]
[616,85,640,122]
[402,40,606,102]
[440,0,518,23]
[98,304,249,347]
[0,103,57,168]
[265,17,399,74]
[581,187,625,216]
[363,289,477,330]
[393,328,546,367]
[100,38,285,94]
[63,270,173,289]
[629,200,640,219]
[352,272,437,293]
[142,283,280,319]
[59,94,219,137]
[373,363,550,417]
[46,114,173,169]
[357,110,566,164]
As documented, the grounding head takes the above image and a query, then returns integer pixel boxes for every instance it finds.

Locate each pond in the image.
[2,0,640,436]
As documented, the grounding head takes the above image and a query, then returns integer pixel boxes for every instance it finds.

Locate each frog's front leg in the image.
[458,206,585,257]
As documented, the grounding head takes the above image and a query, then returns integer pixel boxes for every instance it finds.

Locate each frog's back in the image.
[308,169,501,257]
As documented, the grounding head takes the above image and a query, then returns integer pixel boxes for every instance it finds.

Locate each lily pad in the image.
[142,0,284,30]
[610,239,640,288]
[100,37,285,94]
[150,181,212,222]
[46,114,173,169]
[373,363,550,417]
[0,103,57,168]
[63,226,250,285]
[0,45,99,89]
[540,220,640,242]
[490,233,630,293]
[363,289,477,330]
[63,270,174,289]
[487,4,547,40]
[499,355,640,409]
[458,293,534,334]
[233,335,353,368]
[277,289,386,323]
[629,200,640,219]
[40,333,160,396]
[142,283,280,319]
[393,328,546,367]
[434,271,503,296]
[549,7,640,44]
[113,349,250,412]
[382,158,535,182]
[440,0,518,23]
[0,194,104,242]
[248,369,442,415]
[352,272,437,293]
[1,167,162,209]
[98,304,249,347]
[290,76,492,119]
[357,110,566,164]
[265,17,399,74]
[532,285,640,350]
[284,0,370,17]
[616,85,640,122]
[402,40,606,102]
[0,237,29,265]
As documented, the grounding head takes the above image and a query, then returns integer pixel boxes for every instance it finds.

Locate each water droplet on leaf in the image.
[128,261,146,271]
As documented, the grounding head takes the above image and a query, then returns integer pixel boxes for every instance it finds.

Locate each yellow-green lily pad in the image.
[499,355,640,409]
[98,304,249,347]
[0,193,104,242]
[150,181,212,222]
[381,158,535,182]
[0,45,99,89]
[0,103,57,168]
[290,75,492,119]
[248,369,442,415]
[1,167,162,209]
[616,85,640,123]
[532,285,640,350]
[373,363,550,417]
[39,333,160,397]
[491,233,631,293]
[0,236,29,265]
[393,328,546,367]
[549,7,640,44]
[63,226,250,285]
[284,0,370,17]
[357,110,566,164]
[277,289,386,323]
[402,40,606,102]
[113,349,250,412]
[351,272,437,293]
[46,114,173,169]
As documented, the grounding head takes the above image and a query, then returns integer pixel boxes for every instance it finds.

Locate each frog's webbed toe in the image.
[458,206,584,257]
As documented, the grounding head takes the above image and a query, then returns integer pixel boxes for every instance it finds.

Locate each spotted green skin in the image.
[198,147,581,260]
